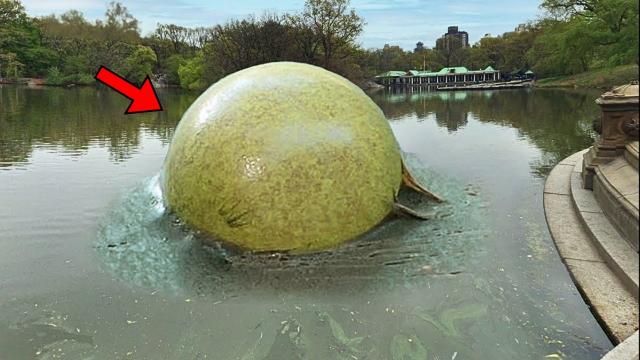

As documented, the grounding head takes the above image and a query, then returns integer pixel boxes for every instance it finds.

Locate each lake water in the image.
[0,85,612,359]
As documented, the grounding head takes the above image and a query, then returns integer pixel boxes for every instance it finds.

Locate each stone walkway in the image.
[544,150,638,350]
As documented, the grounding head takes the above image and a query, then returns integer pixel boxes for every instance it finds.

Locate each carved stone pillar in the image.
[583,82,639,189]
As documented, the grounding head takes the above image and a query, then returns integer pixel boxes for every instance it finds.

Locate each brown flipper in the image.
[393,201,433,220]
[401,157,444,203]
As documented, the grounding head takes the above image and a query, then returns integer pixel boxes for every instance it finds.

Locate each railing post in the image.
[583,82,639,189]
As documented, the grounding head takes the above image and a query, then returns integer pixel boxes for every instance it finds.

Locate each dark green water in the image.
[0,85,610,359]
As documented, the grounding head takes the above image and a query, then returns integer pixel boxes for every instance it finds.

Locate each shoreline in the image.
[535,65,639,90]
[4,68,637,92]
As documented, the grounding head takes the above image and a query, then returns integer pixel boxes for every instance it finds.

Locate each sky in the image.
[20,0,543,50]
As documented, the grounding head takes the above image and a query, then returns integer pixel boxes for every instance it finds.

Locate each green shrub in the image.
[54,73,96,86]
[45,67,64,86]
[76,73,95,85]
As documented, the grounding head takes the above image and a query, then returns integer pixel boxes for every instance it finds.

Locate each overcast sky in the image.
[20,0,543,50]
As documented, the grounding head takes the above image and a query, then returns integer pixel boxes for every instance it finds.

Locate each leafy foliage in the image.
[0,0,52,77]
[300,0,364,68]
[44,66,63,85]
[123,45,157,84]
[1,0,637,86]
[178,53,204,90]
[529,0,638,76]
[1,1,149,81]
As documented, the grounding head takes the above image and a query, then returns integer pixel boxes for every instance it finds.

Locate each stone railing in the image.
[583,81,639,188]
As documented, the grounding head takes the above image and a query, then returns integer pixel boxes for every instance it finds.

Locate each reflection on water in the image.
[0,85,610,359]
[1,86,597,176]
[0,86,197,166]
[370,88,598,176]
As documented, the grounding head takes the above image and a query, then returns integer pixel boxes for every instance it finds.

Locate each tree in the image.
[0,0,27,24]
[436,36,465,67]
[155,24,188,52]
[422,49,445,71]
[286,13,320,63]
[101,1,139,43]
[0,52,24,78]
[3,0,636,88]
[467,44,491,69]
[144,23,208,85]
[301,0,364,69]
[164,53,187,84]
[200,13,302,83]
[178,52,204,90]
[0,0,55,77]
[540,0,639,66]
[186,27,213,48]
[376,44,410,71]
[35,2,144,79]
[123,45,157,84]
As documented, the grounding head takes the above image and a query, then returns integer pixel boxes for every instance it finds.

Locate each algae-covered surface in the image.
[162,63,403,252]
[0,85,612,359]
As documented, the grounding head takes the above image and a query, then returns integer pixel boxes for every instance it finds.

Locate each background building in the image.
[435,26,469,51]
[515,23,527,33]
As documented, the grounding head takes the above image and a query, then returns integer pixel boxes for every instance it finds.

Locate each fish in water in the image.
[161,62,441,252]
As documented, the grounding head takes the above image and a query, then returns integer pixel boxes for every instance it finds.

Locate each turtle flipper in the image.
[401,158,444,203]
[393,201,433,220]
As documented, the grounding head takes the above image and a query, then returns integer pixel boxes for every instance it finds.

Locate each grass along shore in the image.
[536,64,639,89]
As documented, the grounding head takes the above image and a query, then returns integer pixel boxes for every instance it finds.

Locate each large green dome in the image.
[162,62,403,252]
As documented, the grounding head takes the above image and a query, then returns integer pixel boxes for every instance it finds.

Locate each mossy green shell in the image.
[162,62,402,252]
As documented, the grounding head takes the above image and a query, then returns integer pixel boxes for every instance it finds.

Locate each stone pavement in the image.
[544,150,639,359]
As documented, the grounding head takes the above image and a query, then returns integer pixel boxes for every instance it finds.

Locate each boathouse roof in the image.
[375,66,501,78]
[438,67,469,74]
[375,71,407,78]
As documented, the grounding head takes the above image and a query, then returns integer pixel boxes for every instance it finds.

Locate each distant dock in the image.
[437,79,534,91]
[374,67,535,90]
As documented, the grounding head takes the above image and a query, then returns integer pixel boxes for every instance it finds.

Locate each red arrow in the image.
[94,66,162,114]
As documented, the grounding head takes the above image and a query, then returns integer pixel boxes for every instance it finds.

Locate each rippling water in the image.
[0,84,611,359]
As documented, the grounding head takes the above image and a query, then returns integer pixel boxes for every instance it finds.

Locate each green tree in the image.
[300,0,364,69]
[0,52,23,78]
[178,52,205,90]
[123,45,157,84]
[100,1,140,43]
[535,0,639,72]
[0,0,54,76]
[376,44,410,71]
[35,3,144,80]
[164,54,187,84]
[467,44,491,69]
[0,0,25,22]
[436,36,466,67]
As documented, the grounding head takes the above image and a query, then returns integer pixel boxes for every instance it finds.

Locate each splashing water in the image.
[96,154,488,297]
